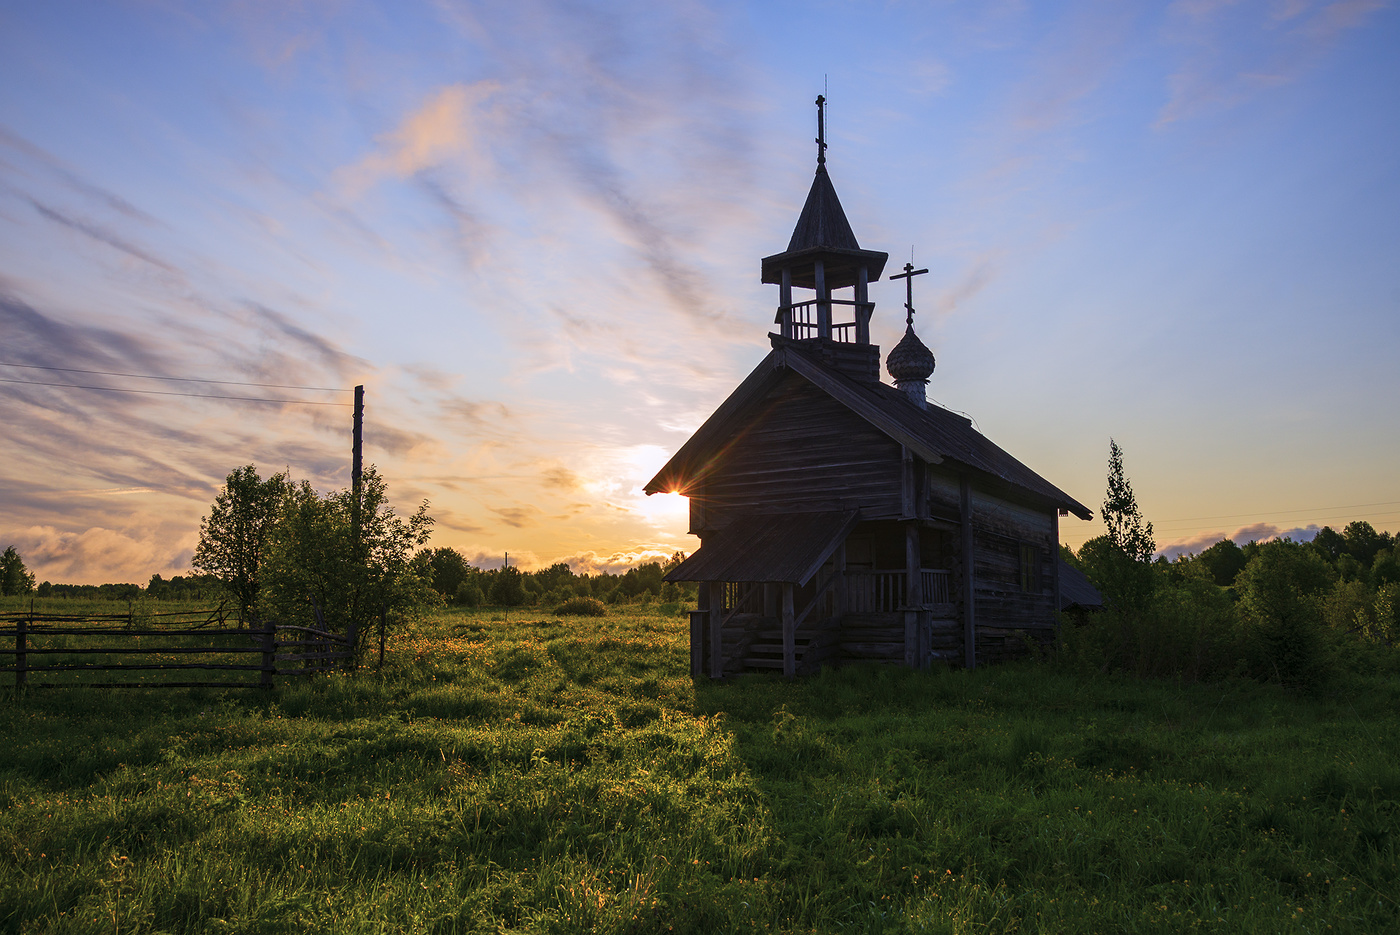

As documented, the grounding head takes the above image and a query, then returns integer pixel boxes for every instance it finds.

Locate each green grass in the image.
[2,602,1397,933]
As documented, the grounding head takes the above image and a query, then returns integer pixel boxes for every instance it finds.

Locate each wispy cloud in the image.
[336,81,504,198]
[1156,0,1392,125]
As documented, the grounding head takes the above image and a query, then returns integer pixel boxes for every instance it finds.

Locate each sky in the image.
[2,0,1398,584]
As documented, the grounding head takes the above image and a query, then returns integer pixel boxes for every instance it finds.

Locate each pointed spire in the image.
[786,169,860,252]
[776,95,866,257]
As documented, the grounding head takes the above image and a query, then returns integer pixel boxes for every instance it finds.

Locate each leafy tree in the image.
[1103,439,1154,561]
[489,565,526,606]
[1309,526,1346,563]
[1342,521,1385,568]
[1236,539,1336,692]
[1371,584,1399,644]
[193,465,290,624]
[1196,538,1247,588]
[1,546,35,596]
[1078,440,1156,613]
[419,547,472,600]
[1372,548,1400,587]
[534,562,575,593]
[258,466,433,654]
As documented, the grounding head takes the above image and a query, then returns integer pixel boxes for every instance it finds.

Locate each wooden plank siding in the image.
[967,494,1059,665]
[699,374,904,526]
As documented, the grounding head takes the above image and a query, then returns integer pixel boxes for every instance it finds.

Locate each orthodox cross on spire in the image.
[815,94,827,166]
[889,261,929,326]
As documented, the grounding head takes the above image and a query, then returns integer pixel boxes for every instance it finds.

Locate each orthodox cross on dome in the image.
[815,94,827,166]
[889,261,929,326]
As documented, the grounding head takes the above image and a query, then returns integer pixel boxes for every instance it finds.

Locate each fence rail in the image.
[0,607,355,689]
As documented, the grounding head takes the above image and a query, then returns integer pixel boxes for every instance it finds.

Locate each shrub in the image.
[456,582,483,607]
[555,597,607,617]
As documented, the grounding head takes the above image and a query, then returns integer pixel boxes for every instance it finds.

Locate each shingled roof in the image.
[663,511,859,586]
[645,344,1093,520]
[787,165,860,252]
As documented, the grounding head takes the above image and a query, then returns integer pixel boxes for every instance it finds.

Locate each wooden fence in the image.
[0,606,355,689]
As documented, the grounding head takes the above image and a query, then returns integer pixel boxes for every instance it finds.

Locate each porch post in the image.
[692,582,708,678]
[904,522,920,668]
[960,476,976,669]
[782,583,796,680]
[709,582,724,680]
[834,541,848,617]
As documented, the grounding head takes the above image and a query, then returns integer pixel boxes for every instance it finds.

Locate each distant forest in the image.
[1062,519,1398,689]
[10,550,699,610]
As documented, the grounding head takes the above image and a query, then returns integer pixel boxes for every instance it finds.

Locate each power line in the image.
[1153,499,1400,525]
[0,361,347,392]
[0,377,352,406]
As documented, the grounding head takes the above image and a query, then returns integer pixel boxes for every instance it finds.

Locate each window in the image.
[1019,544,1039,593]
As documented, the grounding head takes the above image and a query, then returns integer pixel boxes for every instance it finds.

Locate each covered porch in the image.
[666,511,964,679]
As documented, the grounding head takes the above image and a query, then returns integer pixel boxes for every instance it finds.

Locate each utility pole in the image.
[352,384,364,542]
[352,385,364,497]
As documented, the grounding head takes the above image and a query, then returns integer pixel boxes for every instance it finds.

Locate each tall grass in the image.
[1,601,1397,933]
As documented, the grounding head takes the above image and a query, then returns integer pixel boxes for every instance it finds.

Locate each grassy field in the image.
[1,601,1397,933]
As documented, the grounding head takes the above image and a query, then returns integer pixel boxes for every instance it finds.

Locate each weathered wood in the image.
[814,260,830,339]
[833,542,847,616]
[2,646,265,655]
[15,663,269,673]
[708,584,723,680]
[15,611,26,687]
[961,474,976,670]
[782,583,796,679]
[689,610,704,678]
[25,681,260,689]
[260,624,275,689]
[7,627,259,638]
[841,642,904,659]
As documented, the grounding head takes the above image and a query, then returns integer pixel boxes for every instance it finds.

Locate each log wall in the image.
[701,374,904,525]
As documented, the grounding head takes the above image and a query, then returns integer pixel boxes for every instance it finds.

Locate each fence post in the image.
[260,621,276,689]
[376,602,387,671]
[15,604,28,688]
[344,615,359,673]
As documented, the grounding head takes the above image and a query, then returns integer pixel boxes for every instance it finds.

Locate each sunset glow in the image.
[2,1,1397,583]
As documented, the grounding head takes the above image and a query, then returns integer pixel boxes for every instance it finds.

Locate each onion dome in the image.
[886,324,935,385]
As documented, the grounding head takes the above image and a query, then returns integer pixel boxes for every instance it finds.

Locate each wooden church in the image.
[646,98,1095,678]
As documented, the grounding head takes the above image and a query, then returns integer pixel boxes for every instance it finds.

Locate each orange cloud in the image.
[12,524,197,583]
[337,81,503,196]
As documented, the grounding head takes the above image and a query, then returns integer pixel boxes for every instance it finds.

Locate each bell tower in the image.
[763,96,890,381]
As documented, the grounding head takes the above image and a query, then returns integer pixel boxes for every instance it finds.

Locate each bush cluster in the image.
[554,596,608,617]
[1064,521,1400,692]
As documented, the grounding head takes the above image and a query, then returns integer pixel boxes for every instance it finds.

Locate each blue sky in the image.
[2,0,1397,583]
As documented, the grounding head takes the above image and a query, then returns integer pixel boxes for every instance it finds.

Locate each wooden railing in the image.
[780,299,872,343]
[845,569,950,612]
[1,608,356,689]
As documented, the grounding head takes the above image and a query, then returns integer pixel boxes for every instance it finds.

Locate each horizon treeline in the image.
[9,550,699,610]
[406,548,699,609]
